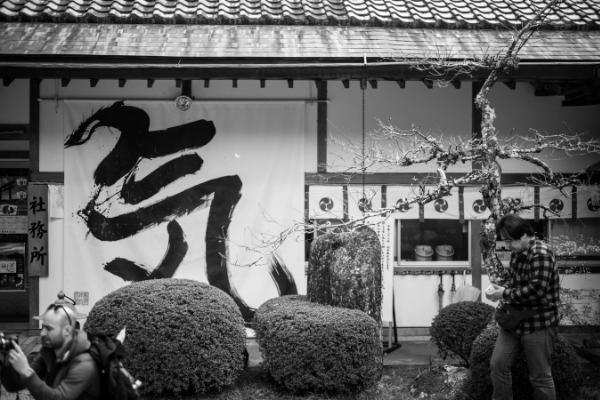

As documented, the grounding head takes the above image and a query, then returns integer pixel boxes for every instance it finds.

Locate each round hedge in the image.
[466,324,582,400]
[84,279,246,396]
[430,301,495,367]
[254,295,383,394]
[307,227,382,322]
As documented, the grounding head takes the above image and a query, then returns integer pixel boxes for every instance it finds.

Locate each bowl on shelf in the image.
[414,245,434,261]
[435,244,454,261]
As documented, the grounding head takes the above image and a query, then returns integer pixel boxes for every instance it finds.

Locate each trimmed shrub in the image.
[430,301,495,367]
[254,295,383,394]
[84,279,246,396]
[466,324,582,400]
[307,227,382,322]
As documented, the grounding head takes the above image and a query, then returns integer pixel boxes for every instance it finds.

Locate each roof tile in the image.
[0,0,597,28]
[1,22,598,60]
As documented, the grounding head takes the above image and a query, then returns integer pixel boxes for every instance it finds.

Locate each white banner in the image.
[463,187,490,220]
[347,185,382,220]
[539,187,572,219]
[424,186,459,219]
[386,186,420,219]
[308,185,344,219]
[503,185,535,219]
[577,185,600,218]
[54,100,307,321]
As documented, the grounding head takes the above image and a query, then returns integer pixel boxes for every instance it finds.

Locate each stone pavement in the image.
[246,336,440,368]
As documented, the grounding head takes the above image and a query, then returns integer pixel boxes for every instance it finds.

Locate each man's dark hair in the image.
[496,214,535,240]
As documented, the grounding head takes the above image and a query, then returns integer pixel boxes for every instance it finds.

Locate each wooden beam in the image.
[305,172,553,185]
[28,276,39,329]
[342,79,350,88]
[0,124,29,140]
[2,77,14,86]
[175,79,182,88]
[532,81,564,96]
[29,78,40,173]
[89,78,99,87]
[287,79,293,88]
[0,151,29,159]
[0,160,28,168]
[471,221,482,292]
[503,80,516,90]
[147,78,154,88]
[0,62,597,81]
[204,79,210,88]
[369,79,377,89]
[260,79,265,88]
[562,82,600,106]
[317,80,327,173]
[182,79,192,98]
[61,78,70,87]
[29,171,64,183]
[232,79,238,88]
[118,78,126,87]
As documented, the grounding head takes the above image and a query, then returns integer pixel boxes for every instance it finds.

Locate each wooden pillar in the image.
[317,80,327,173]
[471,220,482,292]
[28,77,41,328]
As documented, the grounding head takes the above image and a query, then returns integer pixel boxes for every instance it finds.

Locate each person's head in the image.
[496,214,535,252]
[38,303,77,352]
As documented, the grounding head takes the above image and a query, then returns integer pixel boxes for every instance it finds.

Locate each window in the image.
[549,218,600,260]
[396,220,470,264]
[0,238,25,291]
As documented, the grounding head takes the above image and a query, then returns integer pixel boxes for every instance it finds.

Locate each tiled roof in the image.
[0,0,598,28]
[1,23,599,61]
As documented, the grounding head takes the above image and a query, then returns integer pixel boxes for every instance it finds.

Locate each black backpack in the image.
[88,333,141,400]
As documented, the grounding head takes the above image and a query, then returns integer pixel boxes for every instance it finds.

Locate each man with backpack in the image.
[1,294,101,400]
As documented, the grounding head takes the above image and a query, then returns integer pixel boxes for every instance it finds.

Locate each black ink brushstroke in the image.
[121,153,203,205]
[201,176,255,321]
[149,220,188,279]
[66,101,299,322]
[82,175,241,241]
[104,258,149,281]
[65,101,215,187]
[268,253,298,296]
[104,220,188,280]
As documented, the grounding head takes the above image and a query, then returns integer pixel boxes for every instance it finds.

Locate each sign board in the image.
[27,184,49,277]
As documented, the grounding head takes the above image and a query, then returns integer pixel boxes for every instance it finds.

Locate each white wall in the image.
[37,79,318,173]
[490,82,600,173]
[327,80,472,173]
[326,80,600,175]
[0,79,29,124]
[394,272,475,327]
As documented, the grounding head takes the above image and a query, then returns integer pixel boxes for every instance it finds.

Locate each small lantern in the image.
[175,95,192,111]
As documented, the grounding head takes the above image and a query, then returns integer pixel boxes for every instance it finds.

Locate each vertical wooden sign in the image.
[27,184,49,277]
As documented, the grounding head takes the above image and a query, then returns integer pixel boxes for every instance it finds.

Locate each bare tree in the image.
[338,0,600,284]
[224,0,600,288]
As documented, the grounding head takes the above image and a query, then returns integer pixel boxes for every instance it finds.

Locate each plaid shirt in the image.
[501,239,560,335]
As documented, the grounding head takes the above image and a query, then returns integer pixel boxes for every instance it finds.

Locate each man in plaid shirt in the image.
[485,214,560,400]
